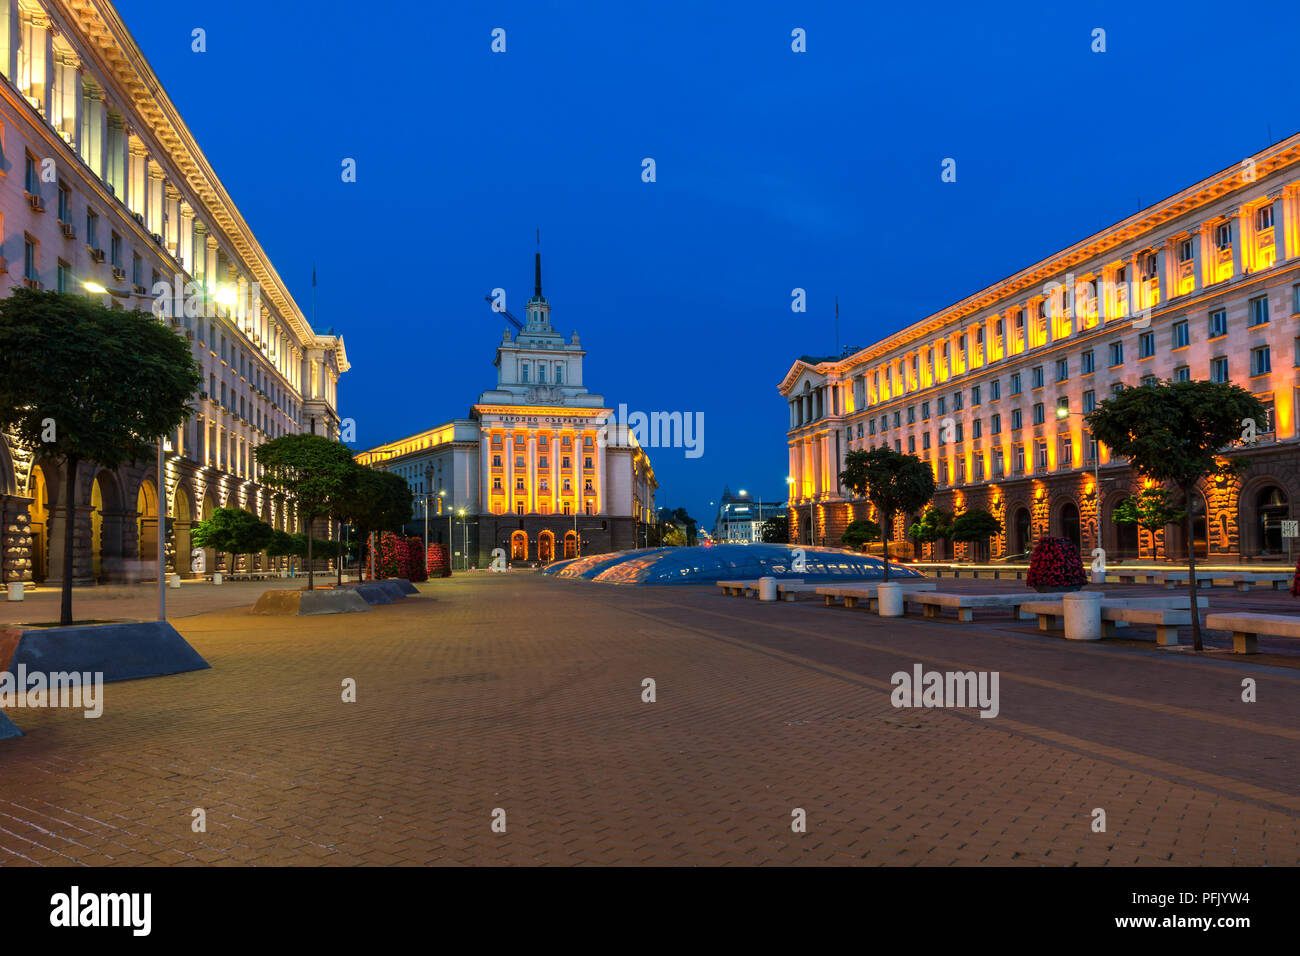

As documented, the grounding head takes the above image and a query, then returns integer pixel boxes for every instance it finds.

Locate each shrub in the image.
[404,537,428,582]
[427,543,452,578]
[1025,536,1087,590]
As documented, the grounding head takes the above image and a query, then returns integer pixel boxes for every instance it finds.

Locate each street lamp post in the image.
[457,508,467,570]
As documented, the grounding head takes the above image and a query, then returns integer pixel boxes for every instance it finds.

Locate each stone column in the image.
[1274,189,1290,265]
[506,433,515,514]
[526,433,536,514]
[597,429,607,514]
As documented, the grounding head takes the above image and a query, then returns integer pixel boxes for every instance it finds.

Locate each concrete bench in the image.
[1101,606,1191,646]
[1158,571,1289,592]
[1111,571,1160,585]
[907,591,1036,622]
[717,579,811,599]
[816,581,937,609]
[717,580,752,597]
[1022,595,1209,633]
[1204,612,1300,654]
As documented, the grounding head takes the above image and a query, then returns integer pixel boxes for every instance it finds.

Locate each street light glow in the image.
[84,281,108,294]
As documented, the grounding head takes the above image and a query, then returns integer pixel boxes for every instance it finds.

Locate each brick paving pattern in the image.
[0,573,1297,865]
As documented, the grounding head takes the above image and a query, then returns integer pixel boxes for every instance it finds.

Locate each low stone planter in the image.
[251,588,370,616]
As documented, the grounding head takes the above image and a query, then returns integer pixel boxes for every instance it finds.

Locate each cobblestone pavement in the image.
[0,573,1296,865]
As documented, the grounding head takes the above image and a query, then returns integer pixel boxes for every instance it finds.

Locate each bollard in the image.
[168,573,181,589]
[877,581,904,617]
[757,576,777,602]
[1063,591,1102,640]
[212,572,223,586]
[7,581,23,601]
[341,574,350,584]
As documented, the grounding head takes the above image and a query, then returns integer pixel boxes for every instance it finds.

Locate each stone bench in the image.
[1111,571,1161,585]
[1024,595,1209,636]
[1101,607,1191,646]
[1204,611,1300,654]
[907,591,1036,622]
[717,579,810,599]
[816,581,937,610]
[1158,571,1290,592]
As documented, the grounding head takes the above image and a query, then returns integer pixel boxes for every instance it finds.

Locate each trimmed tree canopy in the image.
[839,448,936,581]
[0,290,200,624]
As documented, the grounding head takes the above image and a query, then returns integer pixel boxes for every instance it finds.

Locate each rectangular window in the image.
[1031,366,1044,389]
[989,380,1001,401]
[1032,403,1045,425]
[1141,374,1157,387]
[922,433,931,450]
[1178,238,1193,262]
[57,182,70,222]
[955,423,964,442]
[1139,331,1155,358]
[1036,440,1048,469]
[1209,309,1227,338]
[1059,435,1073,465]
[1081,350,1095,374]
[56,259,69,293]
[937,397,947,416]
[921,402,930,420]
[971,385,982,406]
[1010,373,1022,395]
[23,152,37,194]
[991,413,1001,435]
[1011,408,1022,430]
[908,436,916,453]
[892,411,901,428]
[1174,365,1191,382]
[1249,295,1269,326]
[974,454,984,479]
[1108,341,1124,366]
[1216,221,1232,249]
[1014,443,1025,473]
[1256,205,1274,231]
[1250,346,1271,377]
[110,231,121,268]
[1172,320,1189,349]
[23,236,36,282]
[953,391,963,411]
[1083,389,1095,413]
[1055,358,1068,382]
[1211,356,1229,383]
[972,419,982,439]
[907,405,916,424]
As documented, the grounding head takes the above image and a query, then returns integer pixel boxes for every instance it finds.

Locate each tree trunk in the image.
[881,511,891,582]
[1184,485,1203,651]
[59,456,79,626]
[336,532,343,586]
[307,527,314,591]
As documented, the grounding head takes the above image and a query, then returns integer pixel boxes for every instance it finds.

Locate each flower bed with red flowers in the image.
[426,542,452,578]
[1291,553,1300,598]
[1025,536,1087,590]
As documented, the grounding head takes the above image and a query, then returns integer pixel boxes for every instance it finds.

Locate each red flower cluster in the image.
[426,542,452,578]
[1025,536,1087,589]
[375,532,429,582]
[1291,553,1300,598]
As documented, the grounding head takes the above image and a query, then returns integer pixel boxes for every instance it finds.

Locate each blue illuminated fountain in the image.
[540,543,925,586]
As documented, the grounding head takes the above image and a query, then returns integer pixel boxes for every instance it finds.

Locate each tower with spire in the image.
[478,246,602,408]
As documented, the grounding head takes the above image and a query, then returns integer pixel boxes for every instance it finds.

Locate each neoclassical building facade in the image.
[781,132,1300,563]
[357,254,657,566]
[0,0,348,585]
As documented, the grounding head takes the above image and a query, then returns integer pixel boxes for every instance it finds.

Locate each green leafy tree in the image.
[839,448,936,582]
[0,290,200,624]
[949,509,1003,562]
[1087,379,1265,650]
[841,518,881,552]
[760,513,790,544]
[907,507,954,558]
[1113,487,1186,557]
[191,507,273,576]
[254,434,357,590]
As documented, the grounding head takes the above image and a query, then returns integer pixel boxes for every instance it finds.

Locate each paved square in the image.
[1,575,1297,865]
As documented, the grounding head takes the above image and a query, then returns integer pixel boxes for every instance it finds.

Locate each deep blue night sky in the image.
[115,0,1300,524]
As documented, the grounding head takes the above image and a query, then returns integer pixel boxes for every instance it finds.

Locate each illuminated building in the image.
[781,133,1300,562]
[357,253,656,566]
[712,487,786,543]
[0,0,347,585]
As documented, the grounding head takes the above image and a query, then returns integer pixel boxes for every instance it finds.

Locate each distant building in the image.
[712,487,786,543]
[357,253,657,565]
